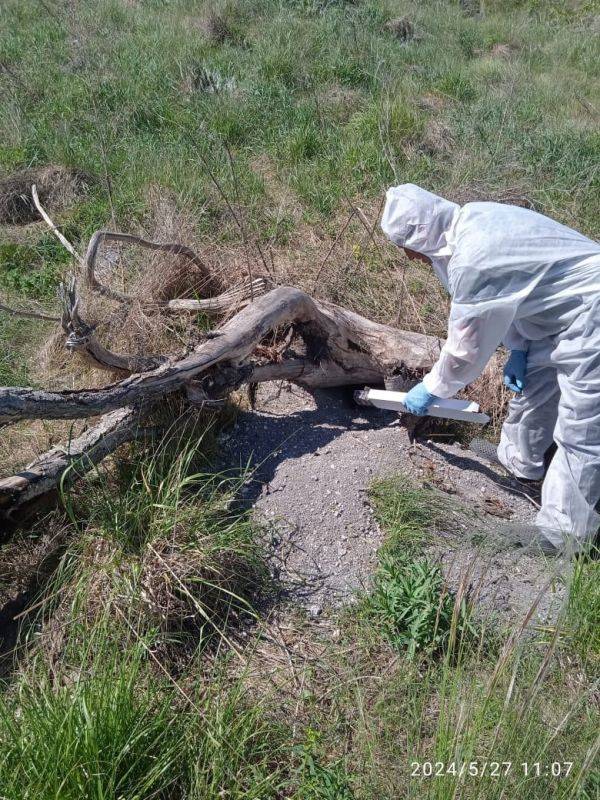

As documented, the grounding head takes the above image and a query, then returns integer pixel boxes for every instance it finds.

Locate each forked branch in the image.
[0,286,440,424]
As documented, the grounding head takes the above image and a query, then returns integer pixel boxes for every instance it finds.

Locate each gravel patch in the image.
[219,383,566,623]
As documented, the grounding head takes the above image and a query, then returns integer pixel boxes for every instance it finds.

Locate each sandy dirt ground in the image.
[219,383,568,625]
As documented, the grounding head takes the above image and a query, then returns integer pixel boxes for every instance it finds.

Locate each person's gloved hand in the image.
[503,350,528,393]
[403,382,438,416]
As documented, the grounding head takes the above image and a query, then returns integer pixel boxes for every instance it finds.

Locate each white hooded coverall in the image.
[381,184,600,550]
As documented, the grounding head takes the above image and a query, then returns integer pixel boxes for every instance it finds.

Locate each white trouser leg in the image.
[497,362,559,480]
[535,305,600,548]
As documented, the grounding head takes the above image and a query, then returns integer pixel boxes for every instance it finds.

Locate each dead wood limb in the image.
[33,185,211,303]
[0,406,145,527]
[195,359,384,401]
[0,286,441,423]
[58,276,271,375]
[165,277,269,313]
[59,278,167,375]
[0,283,441,522]
[32,186,219,304]
[0,301,60,323]
[84,230,213,303]
[32,184,84,265]
[32,188,267,313]
[0,196,445,525]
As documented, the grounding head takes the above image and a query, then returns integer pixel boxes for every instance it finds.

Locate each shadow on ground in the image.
[218,384,560,621]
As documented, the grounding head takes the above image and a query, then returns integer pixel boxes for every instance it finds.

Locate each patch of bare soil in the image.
[0,165,92,225]
[219,384,566,624]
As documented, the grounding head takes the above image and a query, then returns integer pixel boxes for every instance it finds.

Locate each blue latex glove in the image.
[503,350,528,393]
[403,382,438,416]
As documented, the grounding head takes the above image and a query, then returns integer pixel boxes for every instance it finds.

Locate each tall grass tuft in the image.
[55,419,271,652]
[564,549,600,668]
[0,622,288,799]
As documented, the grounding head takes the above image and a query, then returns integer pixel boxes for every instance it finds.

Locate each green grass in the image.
[564,550,600,668]
[369,477,445,553]
[0,624,289,800]
[295,728,356,800]
[302,477,600,799]
[56,420,270,647]
[0,313,43,386]
[366,478,475,660]
[0,1,599,797]
[2,431,600,799]
[1,0,598,244]
[0,237,70,299]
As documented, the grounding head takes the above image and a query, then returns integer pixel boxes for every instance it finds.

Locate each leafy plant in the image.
[366,552,474,658]
[295,729,354,800]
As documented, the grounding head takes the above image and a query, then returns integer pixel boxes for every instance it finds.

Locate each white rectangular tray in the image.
[362,388,490,425]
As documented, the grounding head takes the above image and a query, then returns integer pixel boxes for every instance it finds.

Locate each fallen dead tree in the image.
[0,194,443,526]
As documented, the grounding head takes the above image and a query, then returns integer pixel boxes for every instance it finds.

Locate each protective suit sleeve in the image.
[422,301,516,398]
[502,322,530,352]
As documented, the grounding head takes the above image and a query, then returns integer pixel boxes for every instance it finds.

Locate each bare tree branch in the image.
[84,230,212,303]
[0,301,60,323]
[0,406,146,528]
[165,277,269,313]
[58,276,272,375]
[59,277,168,374]
[31,183,84,264]
[0,198,444,523]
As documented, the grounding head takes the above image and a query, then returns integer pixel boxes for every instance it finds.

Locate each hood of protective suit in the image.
[380,184,460,290]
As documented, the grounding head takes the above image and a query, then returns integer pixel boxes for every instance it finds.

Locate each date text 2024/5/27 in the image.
[410,761,574,778]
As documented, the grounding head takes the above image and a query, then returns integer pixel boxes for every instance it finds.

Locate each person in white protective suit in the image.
[381,184,600,554]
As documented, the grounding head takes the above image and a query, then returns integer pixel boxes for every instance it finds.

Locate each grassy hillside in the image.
[2,0,598,228]
[0,0,599,382]
[0,1,599,798]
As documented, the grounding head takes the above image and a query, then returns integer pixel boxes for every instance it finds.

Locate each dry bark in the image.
[0,407,145,529]
[0,286,440,424]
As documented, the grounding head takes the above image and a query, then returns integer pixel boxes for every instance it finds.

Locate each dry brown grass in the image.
[0,416,91,475]
[0,166,92,225]
[0,513,67,606]
[467,351,508,436]
[138,538,261,641]
[383,17,416,42]
[420,118,456,157]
